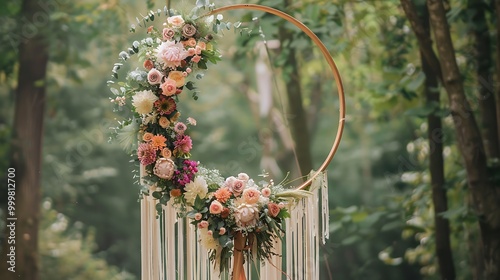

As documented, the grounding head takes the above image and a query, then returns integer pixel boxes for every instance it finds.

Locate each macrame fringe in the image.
[141,169,329,279]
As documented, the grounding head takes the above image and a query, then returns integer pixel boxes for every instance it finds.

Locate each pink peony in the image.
[147,68,163,85]
[234,203,259,228]
[137,143,156,166]
[156,41,189,69]
[209,200,223,214]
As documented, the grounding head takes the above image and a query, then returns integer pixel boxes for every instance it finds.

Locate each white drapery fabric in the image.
[140,170,328,279]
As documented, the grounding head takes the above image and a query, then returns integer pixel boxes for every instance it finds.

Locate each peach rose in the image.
[167,15,184,26]
[167,71,185,87]
[142,132,154,142]
[242,188,260,205]
[267,203,281,217]
[210,200,223,214]
[161,78,177,96]
[219,227,226,235]
[159,116,170,128]
[161,148,172,158]
[197,41,206,50]
[186,38,197,47]
[191,55,201,63]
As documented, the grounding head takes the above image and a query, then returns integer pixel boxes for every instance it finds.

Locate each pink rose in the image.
[261,187,271,197]
[167,15,184,26]
[197,41,206,50]
[198,220,208,229]
[147,68,163,85]
[160,78,177,96]
[187,48,196,56]
[219,227,226,235]
[238,173,250,182]
[267,203,281,217]
[195,46,202,55]
[182,24,197,37]
[194,213,202,220]
[153,158,176,179]
[229,179,245,196]
[207,230,213,236]
[209,200,223,214]
[162,28,175,41]
[191,55,201,63]
[242,188,260,204]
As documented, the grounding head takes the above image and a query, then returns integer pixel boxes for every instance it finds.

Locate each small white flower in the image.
[131,90,158,115]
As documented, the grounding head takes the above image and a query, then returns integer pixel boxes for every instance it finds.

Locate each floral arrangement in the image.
[108,2,310,274]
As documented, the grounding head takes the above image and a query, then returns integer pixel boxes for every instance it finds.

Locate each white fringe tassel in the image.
[141,170,329,279]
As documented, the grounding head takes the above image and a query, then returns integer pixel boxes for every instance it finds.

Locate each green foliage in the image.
[40,200,135,280]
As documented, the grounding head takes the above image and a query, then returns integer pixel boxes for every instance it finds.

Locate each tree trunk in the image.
[468,0,500,160]
[495,0,500,150]
[0,0,49,278]
[426,0,500,278]
[277,0,313,179]
[418,5,456,279]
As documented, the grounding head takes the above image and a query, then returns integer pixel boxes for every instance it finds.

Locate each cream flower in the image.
[156,41,189,69]
[184,176,208,205]
[199,228,218,250]
[131,90,158,115]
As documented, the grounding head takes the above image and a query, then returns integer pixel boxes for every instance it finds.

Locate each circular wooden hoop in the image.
[208,4,346,191]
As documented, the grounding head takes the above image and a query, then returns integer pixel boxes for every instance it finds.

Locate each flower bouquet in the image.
[108,2,315,277]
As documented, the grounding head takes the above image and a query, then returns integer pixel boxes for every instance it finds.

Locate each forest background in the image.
[1,0,499,279]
